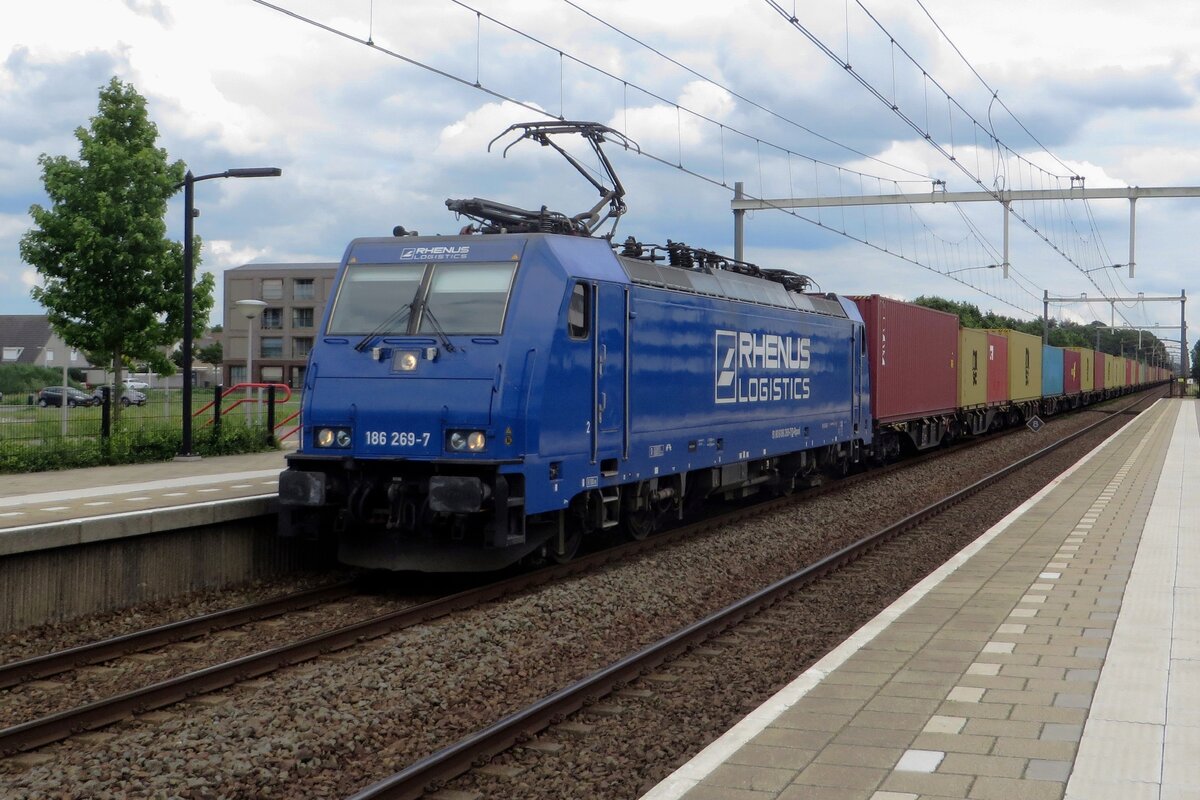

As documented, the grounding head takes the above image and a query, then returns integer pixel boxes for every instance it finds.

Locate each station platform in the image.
[0,448,287,557]
[643,398,1198,800]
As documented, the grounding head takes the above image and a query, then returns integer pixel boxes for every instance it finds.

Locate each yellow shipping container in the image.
[958,328,988,408]
[1066,346,1095,392]
[988,329,1042,402]
[1108,355,1124,389]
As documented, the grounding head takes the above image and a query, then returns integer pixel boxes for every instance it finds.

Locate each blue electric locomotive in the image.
[278,122,873,571]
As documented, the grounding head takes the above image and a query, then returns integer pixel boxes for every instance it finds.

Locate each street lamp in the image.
[236,299,268,424]
[177,167,281,461]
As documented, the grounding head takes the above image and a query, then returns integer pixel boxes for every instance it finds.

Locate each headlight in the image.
[395,351,419,371]
[447,430,486,452]
[315,427,352,448]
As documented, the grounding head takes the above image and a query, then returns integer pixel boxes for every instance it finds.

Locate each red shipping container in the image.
[1063,349,1082,395]
[986,332,1008,405]
[851,295,958,424]
[1094,351,1106,391]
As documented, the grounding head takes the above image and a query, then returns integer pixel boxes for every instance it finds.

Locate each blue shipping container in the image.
[1042,345,1064,397]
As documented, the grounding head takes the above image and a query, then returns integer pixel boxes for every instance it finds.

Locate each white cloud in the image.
[0,0,1198,336]
[205,239,271,270]
[435,101,550,161]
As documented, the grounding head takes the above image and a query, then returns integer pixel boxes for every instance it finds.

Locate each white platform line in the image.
[640,400,1166,800]
[1066,402,1196,799]
[0,494,277,534]
[0,469,281,509]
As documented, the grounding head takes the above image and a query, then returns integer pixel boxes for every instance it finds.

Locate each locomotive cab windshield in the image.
[329,260,518,340]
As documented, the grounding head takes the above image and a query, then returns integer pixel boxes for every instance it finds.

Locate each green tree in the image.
[19,76,213,420]
[197,341,223,366]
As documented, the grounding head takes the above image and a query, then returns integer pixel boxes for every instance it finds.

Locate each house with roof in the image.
[0,315,92,371]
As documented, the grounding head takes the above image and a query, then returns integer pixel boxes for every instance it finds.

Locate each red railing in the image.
[193,382,300,442]
[275,409,302,443]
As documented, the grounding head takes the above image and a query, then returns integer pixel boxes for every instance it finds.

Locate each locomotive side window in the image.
[418,262,517,335]
[568,282,590,339]
[327,264,425,334]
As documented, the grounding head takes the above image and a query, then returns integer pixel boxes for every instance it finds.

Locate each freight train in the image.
[278,122,1166,572]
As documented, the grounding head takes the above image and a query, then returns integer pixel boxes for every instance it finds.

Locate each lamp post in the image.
[944,264,999,275]
[177,167,281,461]
[236,299,268,425]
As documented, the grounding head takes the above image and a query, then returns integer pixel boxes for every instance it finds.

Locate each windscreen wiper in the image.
[417,301,456,353]
[354,303,413,352]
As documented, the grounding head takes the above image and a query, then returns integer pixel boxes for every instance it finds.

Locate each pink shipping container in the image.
[1063,349,1082,395]
[986,332,1009,404]
[1094,351,1106,391]
[851,296,959,424]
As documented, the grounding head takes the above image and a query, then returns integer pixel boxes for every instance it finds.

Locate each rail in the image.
[0,581,357,690]
[347,388,1165,800]
[0,389,1162,759]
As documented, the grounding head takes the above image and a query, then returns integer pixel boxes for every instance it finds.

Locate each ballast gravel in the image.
[0,396,1154,798]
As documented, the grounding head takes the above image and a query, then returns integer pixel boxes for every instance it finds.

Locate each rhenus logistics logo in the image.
[398,245,471,261]
[714,330,812,404]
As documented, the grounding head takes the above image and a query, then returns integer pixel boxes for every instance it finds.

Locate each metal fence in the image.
[0,384,298,456]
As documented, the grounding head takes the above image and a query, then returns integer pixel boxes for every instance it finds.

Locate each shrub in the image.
[0,363,88,397]
[0,422,279,474]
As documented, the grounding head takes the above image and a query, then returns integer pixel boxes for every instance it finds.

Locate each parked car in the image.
[92,386,147,407]
[37,386,97,408]
[123,380,150,390]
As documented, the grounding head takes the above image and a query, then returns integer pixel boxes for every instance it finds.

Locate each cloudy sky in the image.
[3,0,1198,359]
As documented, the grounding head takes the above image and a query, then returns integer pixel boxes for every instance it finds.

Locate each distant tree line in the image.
[911,296,1173,368]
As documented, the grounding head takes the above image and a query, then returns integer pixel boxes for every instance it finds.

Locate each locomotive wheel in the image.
[549,527,583,563]
[624,508,656,541]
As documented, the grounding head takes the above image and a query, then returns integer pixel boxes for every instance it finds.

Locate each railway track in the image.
[0,580,360,690]
[347,388,1163,800]
[0,389,1159,771]
[0,486,817,755]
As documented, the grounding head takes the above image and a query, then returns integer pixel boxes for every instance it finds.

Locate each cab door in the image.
[593,283,627,472]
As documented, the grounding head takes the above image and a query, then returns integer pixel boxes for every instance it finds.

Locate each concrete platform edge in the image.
[640,399,1167,800]
[0,494,279,557]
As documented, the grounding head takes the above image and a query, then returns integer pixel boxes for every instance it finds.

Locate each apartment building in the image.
[223,262,338,389]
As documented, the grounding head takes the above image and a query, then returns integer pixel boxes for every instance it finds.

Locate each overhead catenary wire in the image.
[911,2,1160,319]
[251,0,1041,314]
[557,0,932,181]
[759,0,1133,326]
[439,0,923,190]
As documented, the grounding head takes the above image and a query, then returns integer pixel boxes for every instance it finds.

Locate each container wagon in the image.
[989,329,1042,416]
[986,332,1009,409]
[1062,348,1082,409]
[1042,345,1064,410]
[1066,346,1094,395]
[958,328,993,434]
[851,296,958,453]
